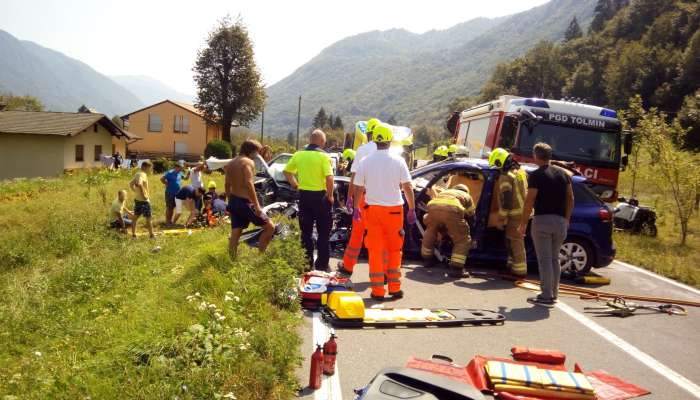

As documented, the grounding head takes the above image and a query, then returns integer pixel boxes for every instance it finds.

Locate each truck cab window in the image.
[499,116,517,149]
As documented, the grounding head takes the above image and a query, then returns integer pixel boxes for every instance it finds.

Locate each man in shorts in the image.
[161,161,186,225]
[129,160,154,238]
[224,139,275,259]
[174,184,206,226]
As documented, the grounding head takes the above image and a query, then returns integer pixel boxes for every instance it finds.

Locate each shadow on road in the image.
[496,305,551,321]
[454,278,514,291]
[403,265,460,285]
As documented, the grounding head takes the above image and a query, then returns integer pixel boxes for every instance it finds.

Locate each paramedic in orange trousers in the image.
[353,124,416,300]
[336,118,380,276]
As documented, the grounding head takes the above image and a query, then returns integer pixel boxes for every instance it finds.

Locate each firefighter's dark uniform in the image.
[421,187,476,274]
[496,167,528,276]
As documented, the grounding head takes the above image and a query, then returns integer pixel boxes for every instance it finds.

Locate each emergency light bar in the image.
[599,108,618,118]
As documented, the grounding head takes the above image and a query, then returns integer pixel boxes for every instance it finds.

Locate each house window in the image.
[75,145,84,162]
[174,115,190,133]
[174,141,187,154]
[93,124,98,133]
[94,145,102,161]
[148,114,162,132]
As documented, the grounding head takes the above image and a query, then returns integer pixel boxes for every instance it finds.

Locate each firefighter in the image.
[432,145,448,163]
[341,148,356,175]
[421,184,475,277]
[353,123,416,300]
[337,118,380,276]
[489,147,528,277]
[447,144,459,157]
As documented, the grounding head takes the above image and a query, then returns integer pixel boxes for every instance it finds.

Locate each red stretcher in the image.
[405,348,650,400]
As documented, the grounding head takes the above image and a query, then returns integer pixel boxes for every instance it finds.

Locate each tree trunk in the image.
[221,114,233,143]
[680,219,688,246]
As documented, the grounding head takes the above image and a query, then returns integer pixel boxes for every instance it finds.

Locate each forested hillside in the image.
[479,0,700,148]
[262,0,596,135]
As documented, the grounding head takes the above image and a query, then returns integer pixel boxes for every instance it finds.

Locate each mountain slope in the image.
[263,0,596,135]
[0,30,142,116]
[111,75,194,106]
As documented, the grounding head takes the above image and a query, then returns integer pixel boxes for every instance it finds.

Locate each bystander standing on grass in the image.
[161,161,186,225]
[130,160,154,238]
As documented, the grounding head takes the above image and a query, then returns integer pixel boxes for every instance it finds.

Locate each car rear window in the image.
[573,183,602,205]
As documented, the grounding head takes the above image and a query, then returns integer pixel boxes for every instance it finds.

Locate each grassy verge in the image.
[0,170,306,399]
[615,164,700,288]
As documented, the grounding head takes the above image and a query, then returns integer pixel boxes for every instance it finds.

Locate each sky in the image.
[1,0,550,95]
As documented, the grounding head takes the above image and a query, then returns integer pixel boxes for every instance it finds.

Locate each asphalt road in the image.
[297,259,700,400]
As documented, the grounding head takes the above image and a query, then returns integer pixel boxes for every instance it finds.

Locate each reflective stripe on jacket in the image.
[497,168,528,217]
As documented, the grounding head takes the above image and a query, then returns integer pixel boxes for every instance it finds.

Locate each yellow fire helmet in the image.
[342,148,356,161]
[488,147,511,169]
[366,118,381,135]
[434,145,448,157]
[448,144,458,155]
[207,181,217,190]
[372,123,394,143]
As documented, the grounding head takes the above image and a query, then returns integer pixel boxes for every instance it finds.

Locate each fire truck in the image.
[449,95,632,202]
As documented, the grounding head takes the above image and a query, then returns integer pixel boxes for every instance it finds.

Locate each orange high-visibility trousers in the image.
[365,204,404,297]
[341,193,366,272]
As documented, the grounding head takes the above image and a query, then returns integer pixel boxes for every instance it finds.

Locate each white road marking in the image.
[312,312,343,400]
[614,260,700,297]
[556,301,700,399]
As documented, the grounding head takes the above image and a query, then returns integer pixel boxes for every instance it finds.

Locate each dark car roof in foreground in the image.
[412,157,586,183]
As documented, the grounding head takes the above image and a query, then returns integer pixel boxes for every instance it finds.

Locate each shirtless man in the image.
[224,139,275,259]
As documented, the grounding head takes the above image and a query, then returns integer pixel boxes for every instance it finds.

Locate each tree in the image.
[312,107,328,129]
[634,101,700,245]
[193,16,265,143]
[328,113,334,129]
[287,131,295,146]
[564,17,583,42]
[0,93,43,111]
[678,90,700,150]
[334,115,344,131]
[589,0,628,33]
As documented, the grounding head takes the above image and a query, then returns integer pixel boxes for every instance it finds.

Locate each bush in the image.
[205,140,233,160]
[152,157,174,173]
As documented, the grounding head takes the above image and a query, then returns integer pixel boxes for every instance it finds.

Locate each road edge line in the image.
[614,260,700,297]
[555,301,700,398]
[312,312,343,400]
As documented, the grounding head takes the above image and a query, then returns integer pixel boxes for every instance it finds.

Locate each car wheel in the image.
[559,238,593,276]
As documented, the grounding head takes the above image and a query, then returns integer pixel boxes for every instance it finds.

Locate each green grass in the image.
[615,165,700,289]
[0,170,306,399]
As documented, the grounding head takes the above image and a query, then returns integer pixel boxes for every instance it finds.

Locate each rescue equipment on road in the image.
[309,344,324,390]
[584,297,687,317]
[322,332,338,376]
[321,291,505,328]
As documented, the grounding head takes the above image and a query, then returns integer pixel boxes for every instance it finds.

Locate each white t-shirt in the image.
[190,168,203,189]
[351,141,377,173]
[355,149,411,206]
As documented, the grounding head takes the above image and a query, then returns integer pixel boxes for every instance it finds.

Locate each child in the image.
[129,160,154,238]
[109,190,134,233]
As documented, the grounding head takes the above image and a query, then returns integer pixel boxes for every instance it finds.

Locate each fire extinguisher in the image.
[309,344,324,390]
[323,333,338,376]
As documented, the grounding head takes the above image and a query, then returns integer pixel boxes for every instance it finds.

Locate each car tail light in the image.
[599,207,613,221]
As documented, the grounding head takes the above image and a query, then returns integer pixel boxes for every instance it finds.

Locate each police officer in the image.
[489,148,528,276]
[421,184,475,277]
[283,130,335,271]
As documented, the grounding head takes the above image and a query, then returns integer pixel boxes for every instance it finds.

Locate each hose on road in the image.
[514,279,700,308]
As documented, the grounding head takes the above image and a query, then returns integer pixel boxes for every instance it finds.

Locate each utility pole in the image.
[296,95,302,150]
[260,109,264,144]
